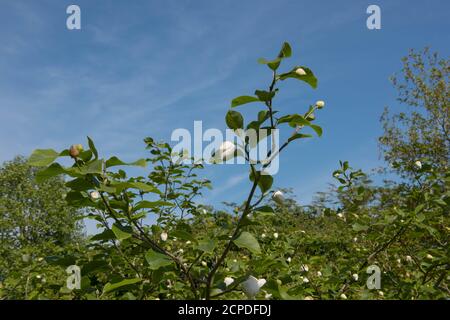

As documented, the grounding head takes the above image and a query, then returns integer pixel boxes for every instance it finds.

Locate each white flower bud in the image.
[264,292,272,299]
[213,141,236,162]
[405,255,412,262]
[352,273,359,281]
[340,293,347,300]
[224,277,234,287]
[272,190,285,205]
[160,232,168,242]
[242,276,266,298]
[337,213,344,219]
[295,68,307,76]
[303,277,310,283]
[201,261,207,267]
[414,160,422,169]
[185,241,191,245]
[300,264,309,272]
[273,232,279,239]
[315,100,325,109]
[304,296,314,300]
[378,291,384,297]
[286,257,292,263]
[426,254,433,260]
[317,271,322,277]
[261,233,266,238]
[90,191,100,200]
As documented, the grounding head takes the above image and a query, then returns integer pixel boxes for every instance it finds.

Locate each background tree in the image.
[379,48,449,179]
[0,156,84,295]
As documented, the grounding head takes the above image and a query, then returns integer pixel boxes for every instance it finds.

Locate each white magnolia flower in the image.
[286,257,292,263]
[213,141,236,162]
[242,276,266,298]
[426,254,433,260]
[340,293,348,300]
[300,264,309,272]
[90,191,100,200]
[317,271,322,277]
[295,67,307,76]
[160,232,168,242]
[224,277,234,287]
[315,100,325,109]
[414,160,422,169]
[303,277,310,283]
[272,190,285,205]
[405,255,413,263]
[352,273,359,281]
[273,232,279,239]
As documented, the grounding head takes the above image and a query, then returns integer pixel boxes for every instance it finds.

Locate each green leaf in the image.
[103,278,142,294]
[134,200,174,211]
[171,230,196,242]
[145,250,173,270]
[87,136,98,160]
[225,110,244,130]
[113,182,160,194]
[111,223,133,241]
[249,170,273,194]
[79,159,104,175]
[278,66,318,89]
[233,231,261,254]
[28,149,59,167]
[90,229,115,242]
[231,96,260,108]
[257,57,282,71]
[288,133,313,142]
[35,163,66,183]
[309,124,323,137]
[197,239,217,254]
[278,42,292,58]
[255,90,275,102]
[352,223,369,232]
[105,157,147,168]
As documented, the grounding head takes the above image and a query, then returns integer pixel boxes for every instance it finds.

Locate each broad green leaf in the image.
[288,133,313,142]
[352,223,369,232]
[255,90,275,102]
[197,239,217,253]
[103,278,142,294]
[309,124,323,137]
[90,229,115,241]
[105,157,147,168]
[28,149,59,167]
[134,200,174,211]
[111,223,133,241]
[278,66,318,89]
[113,182,160,194]
[233,231,261,254]
[145,250,173,270]
[278,42,292,58]
[225,110,244,130]
[87,136,98,160]
[171,230,196,242]
[79,159,104,175]
[36,163,66,183]
[231,96,260,108]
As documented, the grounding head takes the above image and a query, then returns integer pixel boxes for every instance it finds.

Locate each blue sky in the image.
[1,1,449,233]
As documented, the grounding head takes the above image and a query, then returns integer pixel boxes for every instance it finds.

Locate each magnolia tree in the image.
[26,42,327,299]
[18,43,449,300]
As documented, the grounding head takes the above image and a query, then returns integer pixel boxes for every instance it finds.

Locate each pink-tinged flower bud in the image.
[69,144,83,158]
[295,68,307,76]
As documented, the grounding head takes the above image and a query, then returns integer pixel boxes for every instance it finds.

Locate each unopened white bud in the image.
[160,232,168,242]
[272,191,285,205]
[315,100,325,109]
[295,67,307,76]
